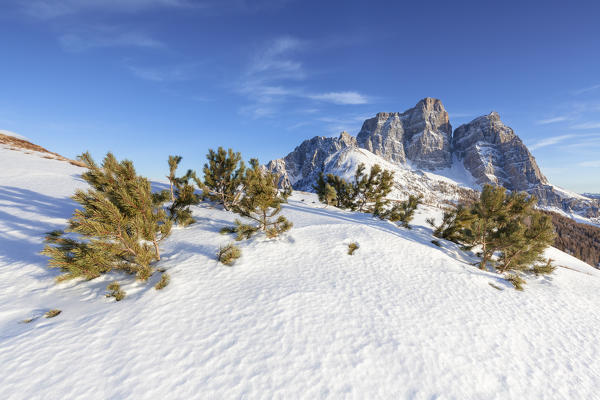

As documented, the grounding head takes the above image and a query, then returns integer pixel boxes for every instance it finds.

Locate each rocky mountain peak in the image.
[265,131,357,189]
[356,98,452,170]
[452,112,547,191]
[266,100,598,223]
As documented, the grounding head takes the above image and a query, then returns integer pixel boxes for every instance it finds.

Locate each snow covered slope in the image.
[1,147,600,399]
[291,145,479,206]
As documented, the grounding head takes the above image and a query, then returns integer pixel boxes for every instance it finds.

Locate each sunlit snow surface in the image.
[1,146,599,399]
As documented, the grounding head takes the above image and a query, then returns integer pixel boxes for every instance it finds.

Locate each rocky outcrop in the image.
[265,131,357,189]
[452,112,548,192]
[356,97,452,170]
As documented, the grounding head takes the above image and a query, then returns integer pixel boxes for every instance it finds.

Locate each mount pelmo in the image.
[267,98,599,223]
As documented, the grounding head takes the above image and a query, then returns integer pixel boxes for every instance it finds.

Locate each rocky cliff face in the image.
[452,112,599,220]
[266,131,357,189]
[452,112,548,191]
[356,97,452,170]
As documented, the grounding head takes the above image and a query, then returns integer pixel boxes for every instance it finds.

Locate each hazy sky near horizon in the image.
[1,0,600,192]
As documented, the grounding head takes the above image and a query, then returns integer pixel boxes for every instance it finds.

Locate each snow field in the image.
[1,149,600,399]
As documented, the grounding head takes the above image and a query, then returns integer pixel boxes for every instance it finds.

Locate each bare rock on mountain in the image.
[356,97,452,170]
[452,112,599,220]
[265,131,357,189]
[452,111,548,192]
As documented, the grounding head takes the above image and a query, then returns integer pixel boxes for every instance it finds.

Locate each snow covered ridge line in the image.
[2,145,600,398]
[0,132,86,167]
[267,97,600,225]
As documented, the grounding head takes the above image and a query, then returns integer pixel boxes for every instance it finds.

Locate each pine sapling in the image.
[200,147,245,210]
[348,242,359,255]
[378,195,422,228]
[232,159,292,239]
[217,243,241,266]
[220,219,259,241]
[167,155,183,202]
[530,259,556,276]
[41,152,172,282]
[106,282,126,301]
[505,273,526,291]
[427,204,473,243]
[155,273,170,290]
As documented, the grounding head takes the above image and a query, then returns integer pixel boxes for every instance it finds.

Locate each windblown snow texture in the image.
[1,142,599,399]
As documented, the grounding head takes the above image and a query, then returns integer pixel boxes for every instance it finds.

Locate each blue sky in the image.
[1,0,600,192]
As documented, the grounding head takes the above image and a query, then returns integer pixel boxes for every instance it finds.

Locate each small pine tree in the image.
[167,155,183,202]
[323,183,337,206]
[505,273,526,291]
[456,184,555,284]
[200,147,245,210]
[232,159,292,239]
[220,219,259,241]
[314,163,395,213]
[155,273,170,290]
[378,195,422,228]
[106,282,126,301]
[217,243,241,266]
[169,181,199,227]
[314,172,355,209]
[41,152,172,282]
[352,163,394,213]
[427,204,473,243]
[530,259,556,276]
[347,242,359,255]
[497,211,555,273]
[166,160,199,227]
[460,185,514,270]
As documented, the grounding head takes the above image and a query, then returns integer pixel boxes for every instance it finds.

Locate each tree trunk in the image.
[153,239,161,261]
[479,240,487,270]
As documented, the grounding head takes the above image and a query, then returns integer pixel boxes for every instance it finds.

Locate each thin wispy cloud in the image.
[536,116,569,125]
[573,83,600,95]
[309,92,369,105]
[578,160,600,168]
[20,0,194,19]
[238,36,370,117]
[529,134,575,150]
[59,31,163,52]
[450,112,477,119]
[126,63,199,82]
[239,104,278,119]
[564,137,600,149]
[571,122,600,129]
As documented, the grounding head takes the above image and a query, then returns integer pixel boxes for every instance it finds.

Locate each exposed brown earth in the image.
[0,133,86,167]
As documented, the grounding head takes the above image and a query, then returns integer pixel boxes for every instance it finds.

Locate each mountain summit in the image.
[268,98,600,224]
[357,97,452,170]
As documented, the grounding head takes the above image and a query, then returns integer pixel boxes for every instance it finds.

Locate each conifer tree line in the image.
[43,146,293,296]
[540,210,600,268]
[314,162,422,228]
[427,184,557,289]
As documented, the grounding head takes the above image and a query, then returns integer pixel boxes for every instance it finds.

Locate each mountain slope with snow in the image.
[268,98,600,225]
[1,144,600,399]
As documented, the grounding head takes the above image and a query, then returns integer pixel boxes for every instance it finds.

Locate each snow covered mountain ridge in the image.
[1,134,600,398]
[267,98,600,224]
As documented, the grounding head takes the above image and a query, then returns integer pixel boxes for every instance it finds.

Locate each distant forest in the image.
[542,211,600,269]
